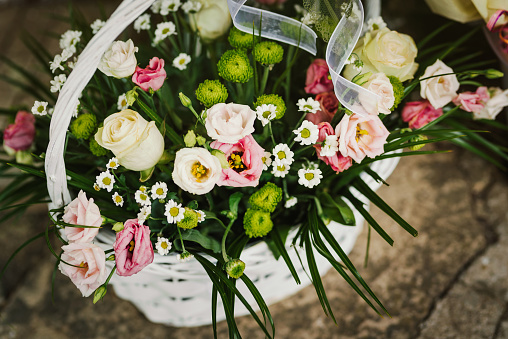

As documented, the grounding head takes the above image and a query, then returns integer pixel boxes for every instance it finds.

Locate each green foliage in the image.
[388,76,404,111]
[177,208,199,229]
[89,138,108,157]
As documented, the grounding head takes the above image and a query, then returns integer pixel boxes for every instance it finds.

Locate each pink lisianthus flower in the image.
[452,86,490,113]
[336,113,389,163]
[132,57,166,92]
[304,59,334,95]
[210,134,265,187]
[314,122,352,173]
[114,219,154,276]
[62,190,102,243]
[58,242,107,297]
[3,111,35,152]
[306,91,339,124]
[401,100,443,129]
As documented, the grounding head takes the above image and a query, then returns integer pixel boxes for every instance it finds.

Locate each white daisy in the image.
[196,210,205,223]
[272,162,290,178]
[138,205,151,224]
[293,120,319,145]
[159,0,181,15]
[135,189,151,206]
[153,22,177,45]
[134,14,151,33]
[181,0,202,13]
[59,30,82,54]
[96,171,115,192]
[285,196,298,208]
[139,185,148,193]
[155,237,172,255]
[151,0,162,13]
[50,74,67,93]
[177,252,194,262]
[272,144,294,166]
[298,167,323,188]
[151,181,168,200]
[261,151,272,171]
[172,53,191,70]
[112,192,124,207]
[67,57,78,70]
[49,54,64,73]
[106,157,119,170]
[90,19,106,34]
[31,101,48,116]
[255,104,277,127]
[165,200,185,223]
[320,134,339,157]
[366,16,387,32]
[297,97,321,114]
[117,93,129,110]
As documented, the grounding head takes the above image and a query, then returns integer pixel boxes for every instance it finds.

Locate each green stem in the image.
[259,66,270,95]
[236,83,245,103]
[177,227,186,252]
[221,219,235,262]
[268,122,276,146]
[172,12,184,49]
[105,266,117,285]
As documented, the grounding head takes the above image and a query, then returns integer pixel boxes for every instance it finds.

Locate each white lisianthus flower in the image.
[153,22,177,45]
[172,53,191,70]
[155,237,172,255]
[96,171,115,192]
[293,120,319,145]
[271,162,290,178]
[112,192,124,207]
[59,30,82,54]
[320,134,339,157]
[90,19,106,34]
[255,104,276,126]
[117,93,129,110]
[205,103,256,144]
[474,87,508,120]
[261,151,272,171]
[151,182,168,200]
[172,147,222,195]
[298,168,323,188]
[360,72,395,115]
[134,14,151,33]
[297,97,321,114]
[94,109,165,171]
[420,59,459,109]
[189,0,231,41]
[31,101,48,116]
[98,39,138,78]
[272,144,294,166]
[50,74,67,93]
[165,200,185,223]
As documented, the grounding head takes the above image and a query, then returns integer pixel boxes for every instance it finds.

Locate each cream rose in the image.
[94,109,164,171]
[360,73,395,115]
[172,147,222,195]
[205,103,256,144]
[344,28,418,82]
[190,0,231,41]
[98,39,138,78]
[474,87,508,120]
[420,59,460,109]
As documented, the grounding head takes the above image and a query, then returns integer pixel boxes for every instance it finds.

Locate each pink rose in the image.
[314,122,352,173]
[211,135,265,187]
[336,113,389,163]
[114,219,154,276]
[306,91,339,124]
[58,242,107,297]
[3,111,35,152]
[452,86,490,113]
[304,59,334,95]
[62,190,102,243]
[402,100,443,129]
[132,57,166,92]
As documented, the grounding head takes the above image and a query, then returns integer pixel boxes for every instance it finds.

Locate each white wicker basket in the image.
[45,0,389,328]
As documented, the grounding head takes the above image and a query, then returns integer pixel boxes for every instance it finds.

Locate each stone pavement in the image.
[0,1,508,338]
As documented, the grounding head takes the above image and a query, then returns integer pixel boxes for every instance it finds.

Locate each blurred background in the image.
[0,0,507,338]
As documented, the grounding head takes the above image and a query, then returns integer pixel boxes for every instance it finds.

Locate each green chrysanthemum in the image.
[254,94,286,119]
[195,80,229,108]
[228,27,256,49]
[249,182,282,213]
[71,113,97,139]
[226,259,246,279]
[89,138,108,157]
[177,208,199,229]
[253,41,284,65]
[217,49,254,83]
[388,76,404,111]
[409,135,428,151]
[243,208,273,238]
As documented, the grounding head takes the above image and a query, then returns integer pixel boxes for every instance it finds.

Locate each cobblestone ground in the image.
[0,1,507,339]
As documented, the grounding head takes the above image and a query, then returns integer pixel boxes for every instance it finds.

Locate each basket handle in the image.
[45,0,155,210]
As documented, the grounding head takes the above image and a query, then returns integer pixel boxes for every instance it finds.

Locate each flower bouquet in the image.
[1,0,508,337]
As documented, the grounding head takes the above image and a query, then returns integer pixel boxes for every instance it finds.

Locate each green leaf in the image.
[0,230,46,280]
[228,192,243,217]
[318,192,356,226]
[181,229,221,253]
[417,22,454,49]
[270,228,301,284]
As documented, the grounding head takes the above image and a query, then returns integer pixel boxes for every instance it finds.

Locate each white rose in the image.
[94,109,164,171]
[98,39,138,78]
[190,0,231,41]
[172,147,222,195]
[474,87,508,120]
[344,28,418,82]
[205,103,256,144]
[420,59,460,109]
[360,72,395,115]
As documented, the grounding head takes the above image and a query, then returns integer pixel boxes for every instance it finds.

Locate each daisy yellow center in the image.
[161,242,168,249]
[37,106,44,113]
[156,187,164,195]
[109,161,117,167]
[129,240,135,252]
[162,28,170,34]
[304,104,313,110]
[300,128,311,138]
[304,172,315,181]
[262,110,272,119]
[115,196,122,203]
[179,58,186,65]
[121,99,127,106]
[94,184,100,191]
[262,156,267,163]
[102,177,111,185]
[228,152,246,172]
[139,186,147,193]
[277,165,286,171]
[356,125,369,142]
[277,151,286,160]
[169,206,180,217]
[140,193,148,201]
[191,162,208,182]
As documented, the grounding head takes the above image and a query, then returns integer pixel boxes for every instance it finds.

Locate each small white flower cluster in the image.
[153,22,177,46]
[261,151,272,171]
[151,0,181,15]
[90,19,106,34]
[96,171,115,192]
[320,134,339,157]
[366,16,387,32]
[271,144,294,178]
[31,101,49,116]
[181,0,201,13]
[297,97,320,114]
[134,14,151,33]
[117,93,129,110]
[173,53,191,70]
[59,30,82,55]
[155,237,172,255]
[256,104,277,127]
[50,74,67,93]
[344,53,363,72]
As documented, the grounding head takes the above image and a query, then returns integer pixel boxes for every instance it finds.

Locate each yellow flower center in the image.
[129,240,135,252]
[277,164,286,172]
[161,242,168,249]
[228,152,246,173]
[277,151,286,160]
[140,193,148,201]
[102,177,111,185]
[300,128,311,139]
[162,28,170,34]
[262,110,272,119]
[79,261,88,269]
[169,206,180,217]
[94,184,100,191]
[37,106,44,113]
[139,186,147,193]
[356,125,369,142]
[115,196,122,203]
[109,161,117,167]
[304,104,313,110]
[304,172,315,181]
[156,188,164,195]
[191,162,209,182]
[179,58,186,65]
